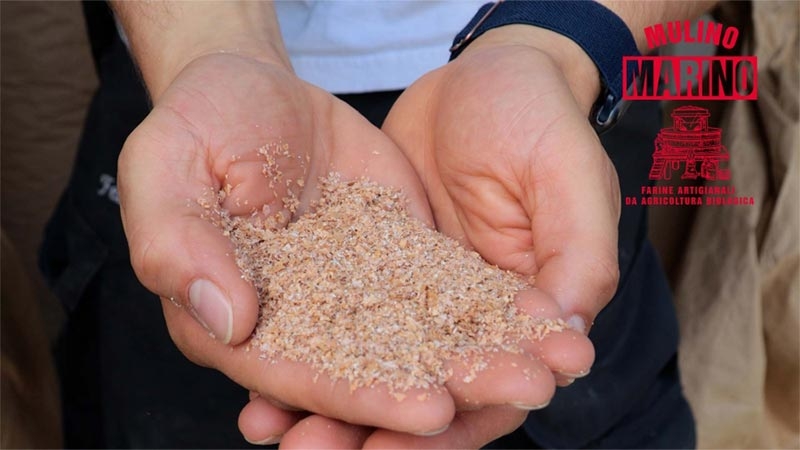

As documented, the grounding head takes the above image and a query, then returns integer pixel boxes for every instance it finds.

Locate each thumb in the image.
[118,108,258,345]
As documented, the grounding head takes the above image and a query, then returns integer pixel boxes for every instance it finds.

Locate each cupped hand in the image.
[118,52,455,434]
[354,26,619,447]
[383,27,620,357]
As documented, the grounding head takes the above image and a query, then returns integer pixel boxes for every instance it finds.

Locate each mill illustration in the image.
[649,105,731,181]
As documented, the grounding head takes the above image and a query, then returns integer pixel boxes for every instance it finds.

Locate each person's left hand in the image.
[383,25,621,338]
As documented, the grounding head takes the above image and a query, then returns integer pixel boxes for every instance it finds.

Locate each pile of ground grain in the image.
[205,173,566,394]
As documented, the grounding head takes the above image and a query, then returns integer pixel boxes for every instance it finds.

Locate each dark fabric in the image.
[39,3,694,448]
[80,1,118,76]
[337,91,404,128]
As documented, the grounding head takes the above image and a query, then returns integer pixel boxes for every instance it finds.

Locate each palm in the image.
[384,44,620,321]
[122,54,430,223]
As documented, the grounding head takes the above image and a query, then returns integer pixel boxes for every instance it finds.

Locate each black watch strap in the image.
[450,1,641,133]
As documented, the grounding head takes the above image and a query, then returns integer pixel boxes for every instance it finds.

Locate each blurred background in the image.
[2,2,95,447]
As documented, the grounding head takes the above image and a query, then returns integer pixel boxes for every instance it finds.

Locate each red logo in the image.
[623,20,757,101]
[622,20,757,207]
[649,106,730,181]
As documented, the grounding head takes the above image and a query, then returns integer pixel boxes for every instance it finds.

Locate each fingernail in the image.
[566,315,586,334]
[246,435,282,445]
[189,279,233,344]
[510,401,550,411]
[412,424,449,436]
[560,368,591,379]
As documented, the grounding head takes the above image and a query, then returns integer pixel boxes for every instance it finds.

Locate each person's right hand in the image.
[118,52,459,435]
[113,3,469,434]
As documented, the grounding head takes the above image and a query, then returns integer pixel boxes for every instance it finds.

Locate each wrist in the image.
[113,2,292,101]
[152,33,291,101]
[464,25,600,115]
[450,1,645,132]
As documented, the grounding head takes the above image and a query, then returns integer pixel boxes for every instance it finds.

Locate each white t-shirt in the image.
[274,1,484,93]
[117,1,483,93]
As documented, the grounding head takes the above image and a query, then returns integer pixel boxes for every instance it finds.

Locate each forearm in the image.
[111,1,291,100]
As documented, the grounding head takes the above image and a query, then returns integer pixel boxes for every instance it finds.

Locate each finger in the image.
[119,108,259,345]
[523,328,594,379]
[442,288,593,410]
[554,373,577,387]
[238,395,306,445]
[445,351,555,411]
[280,415,372,449]
[515,289,595,378]
[364,405,527,449]
[162,297,456,434]
[221,151,306,220]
